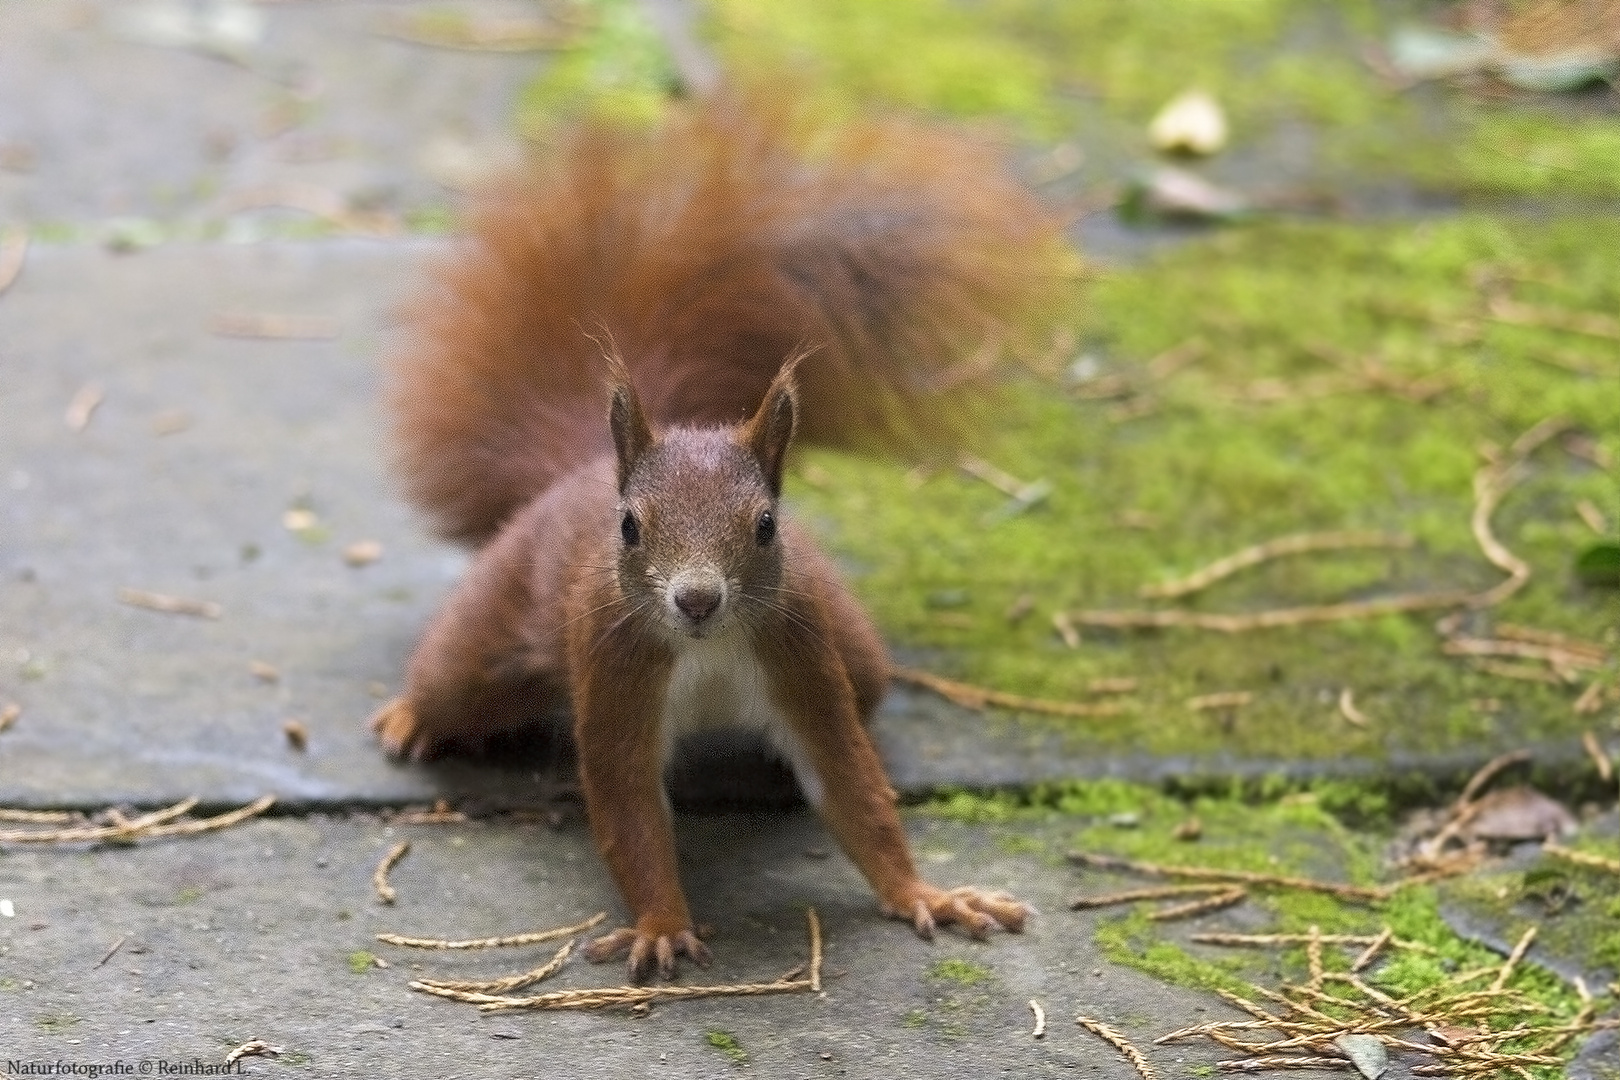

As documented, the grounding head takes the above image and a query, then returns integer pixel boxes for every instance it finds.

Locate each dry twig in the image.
[95,936,126,968]
[0,796,274,845]
[378,912,607,950]
[1069,591,1473,634]
[1068,851,1389,902]
[1151,887,1247,921]
[1141,532,1412,600]
[210,312,338,340]
[64,382,105,432]
[1072,884,1238,909]
[1337,688,1369,728]
[0,226,27,295]
[116,587,222,619]
[892,667,1128,719]
[1351,927,1393,973]
[223,1040,281,1066]
[414,939,575,995]
[1188,691,1253,712]
[373,840,410,905]
[1543,842,1620,875]
[1441,637,1605,672]
[1580,731,1613,783]
[1077,1015,1162,1080]
[1030,999,1047,1039]
[808,905,823,992]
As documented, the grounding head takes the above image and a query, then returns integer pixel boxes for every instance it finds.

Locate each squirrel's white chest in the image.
[659,635,823,806]
[661,636,783,736]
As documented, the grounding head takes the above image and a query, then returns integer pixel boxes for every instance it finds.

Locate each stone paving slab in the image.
[0,240,1112,810]
[0,813,1246,1078]
[0,0,534,229]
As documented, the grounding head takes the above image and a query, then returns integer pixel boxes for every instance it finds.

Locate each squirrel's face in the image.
[609,355,799,641]
[616,430,784,641]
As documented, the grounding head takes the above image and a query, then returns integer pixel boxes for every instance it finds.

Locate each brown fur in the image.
[375,96,1059,980]
[390,94,1065,545]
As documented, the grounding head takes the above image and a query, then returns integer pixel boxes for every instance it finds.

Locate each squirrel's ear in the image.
[608,375,654,494]
[741,363,798,498]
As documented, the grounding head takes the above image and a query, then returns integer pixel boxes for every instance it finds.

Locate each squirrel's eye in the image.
[755,510,776,546]
[620,512,640,547]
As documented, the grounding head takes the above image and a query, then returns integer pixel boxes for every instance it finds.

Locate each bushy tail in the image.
[391,94,1070,545]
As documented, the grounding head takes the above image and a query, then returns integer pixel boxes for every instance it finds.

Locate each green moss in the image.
[35,1013,81,1034]
[696,2,1620,198]
[175,886,204,905]
[927,957,993,986]
[346,950,376,974]
[902,1007,928,1028]
[796,214,1620,772]
[514,0,677,132]
[1094,910,1252,995]
[704,1029,748,1064]
[1066,792,1595,1073]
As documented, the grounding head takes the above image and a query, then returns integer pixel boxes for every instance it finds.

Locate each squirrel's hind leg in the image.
[373,518,563,761]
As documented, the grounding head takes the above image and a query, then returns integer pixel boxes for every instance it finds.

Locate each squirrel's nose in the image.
[673,583,722,623]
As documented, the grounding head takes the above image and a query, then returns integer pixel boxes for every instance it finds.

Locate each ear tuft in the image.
[740,361,799,497]
[607,357,653,494]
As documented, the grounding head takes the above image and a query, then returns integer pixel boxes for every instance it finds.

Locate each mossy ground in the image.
[514,3,1620,771]
[797,213,1617,766]
[522,0,1620,201]
[921,783,1614,1072]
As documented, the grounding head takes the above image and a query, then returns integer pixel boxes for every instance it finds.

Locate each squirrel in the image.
[371,95,1066,981]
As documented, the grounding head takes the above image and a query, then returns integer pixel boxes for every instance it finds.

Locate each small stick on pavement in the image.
[373,840,411,904]
[1030,999,1047,1039]
[378,912,607,950]
[95,936,126,968]
[808,906,823,992]
[0,226,27,295]
[1077,1015,1162,1080]
[223,1041,281,1065]
[65,382,105,432]
[116,587,222,619]
[414,939,575,994]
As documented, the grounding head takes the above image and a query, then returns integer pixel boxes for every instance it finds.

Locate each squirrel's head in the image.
[608,358,798,641]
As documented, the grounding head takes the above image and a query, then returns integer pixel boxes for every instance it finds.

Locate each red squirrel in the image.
[371,96,1065,980]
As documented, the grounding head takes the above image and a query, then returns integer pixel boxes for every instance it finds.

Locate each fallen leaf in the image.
[1149,90,1227,156]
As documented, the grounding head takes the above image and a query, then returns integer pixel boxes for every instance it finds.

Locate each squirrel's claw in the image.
[369,696,423,759]
[886,883,1031,940]
[585,925,711,983]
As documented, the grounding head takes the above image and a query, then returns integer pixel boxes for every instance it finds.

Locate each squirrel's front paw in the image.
[369,696,438,761]
[881,882,1032,941]
[585,922,712,983]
